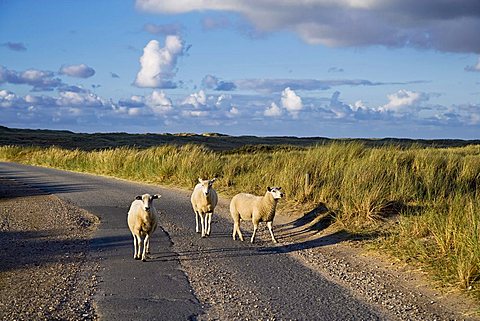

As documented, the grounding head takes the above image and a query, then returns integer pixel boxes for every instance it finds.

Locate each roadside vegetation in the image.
[1,143,479,299]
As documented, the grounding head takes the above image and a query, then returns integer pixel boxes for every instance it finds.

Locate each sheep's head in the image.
[135,193,160,212]
[267,187,284,200]
[198,177,216,196]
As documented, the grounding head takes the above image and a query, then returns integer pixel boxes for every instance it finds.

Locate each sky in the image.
[1,0,479,139]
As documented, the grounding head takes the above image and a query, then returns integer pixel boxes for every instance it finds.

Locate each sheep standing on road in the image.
[230,187,284,243]
[191,178,218,237]
[127,193,160,261]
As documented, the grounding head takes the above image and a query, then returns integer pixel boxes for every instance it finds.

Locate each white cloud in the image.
[264,102,282,117]
[379,89,429,112]
[128,108,143,116]
[228,106,240,117]
[329,91,354,119]
[465,57,480,72]
[56,91,104,107]
[215,94,231,107]
[134,36,184,88]
[351,100,366,111]
[0,90,19,108]
[182,90,207,108]
[59,64,95,78]
[136,0,480,53]
[146,90,173,114]
[281,87,303,117]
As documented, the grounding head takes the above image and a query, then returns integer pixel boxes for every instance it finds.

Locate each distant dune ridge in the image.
[0,125,478,151]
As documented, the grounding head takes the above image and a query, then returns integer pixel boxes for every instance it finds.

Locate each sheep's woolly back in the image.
[231,191,278,222]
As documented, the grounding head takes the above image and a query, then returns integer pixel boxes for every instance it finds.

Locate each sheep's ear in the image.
[211,177,217,183]
[277,187,282,190]
[267,186,272,192]
[198,177,203,183]
[153,194,160,199]
[135,195,142,200]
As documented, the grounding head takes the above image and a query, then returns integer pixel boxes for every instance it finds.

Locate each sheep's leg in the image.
[199,212,206,237]
[142,234,150,261]
[251,222,258,243]
[232,215,244,241]
[195,211,200,233]
[137,235,143,260]
[232,222,237,240]
[237,225,244,241]
[206,212,212,236]
[267,221,278,243]
[132,233,139,259]
[135,235,142,260]
[145,233,151,255]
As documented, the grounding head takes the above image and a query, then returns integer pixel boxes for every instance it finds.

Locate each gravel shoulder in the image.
[0,178,99,321]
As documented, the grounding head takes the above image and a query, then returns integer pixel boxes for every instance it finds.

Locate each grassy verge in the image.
[1,143,479,298]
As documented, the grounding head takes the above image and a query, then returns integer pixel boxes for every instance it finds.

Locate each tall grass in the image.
[1,143,479,295]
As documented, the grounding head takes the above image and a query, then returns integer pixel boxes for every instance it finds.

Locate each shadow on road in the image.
[90,235,132,250]
[84,201,389,269]
[147,203,383,263]
[0,230,91,272]
[0,169,96,199]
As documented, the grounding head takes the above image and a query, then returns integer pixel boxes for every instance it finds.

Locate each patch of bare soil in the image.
[0,178,99,321]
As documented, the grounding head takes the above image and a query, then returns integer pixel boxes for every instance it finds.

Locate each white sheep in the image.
[190,178,218,237]
[230,187,284,243]
[127,193,160,261]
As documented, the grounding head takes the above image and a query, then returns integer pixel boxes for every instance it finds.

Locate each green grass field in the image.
[1,132,479,300]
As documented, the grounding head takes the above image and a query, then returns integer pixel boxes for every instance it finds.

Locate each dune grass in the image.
[1,143,479,297]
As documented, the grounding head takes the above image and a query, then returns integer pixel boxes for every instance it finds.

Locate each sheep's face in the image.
[135,193,160,212]
[198,177,216,196]
[267,187,284,200]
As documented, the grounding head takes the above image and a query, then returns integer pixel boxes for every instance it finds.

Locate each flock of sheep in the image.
[127,178,284,261]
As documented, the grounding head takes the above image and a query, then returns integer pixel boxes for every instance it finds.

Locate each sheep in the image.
[190,178,218,237]
[127,193,160,261]
[230,187,284,244]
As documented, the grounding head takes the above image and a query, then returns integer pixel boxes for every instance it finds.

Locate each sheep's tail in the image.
[230,199,243,241]
[229,199,239,221]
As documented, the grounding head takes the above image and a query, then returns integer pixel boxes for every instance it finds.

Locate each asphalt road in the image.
[0,162,388,320]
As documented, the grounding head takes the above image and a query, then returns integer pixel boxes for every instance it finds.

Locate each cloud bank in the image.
[202,75,425,93]
[136,0,480,53]
[0,65,63,91]
[2,86,479,138]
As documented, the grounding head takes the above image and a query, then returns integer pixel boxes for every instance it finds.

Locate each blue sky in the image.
[1,0,479,139]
